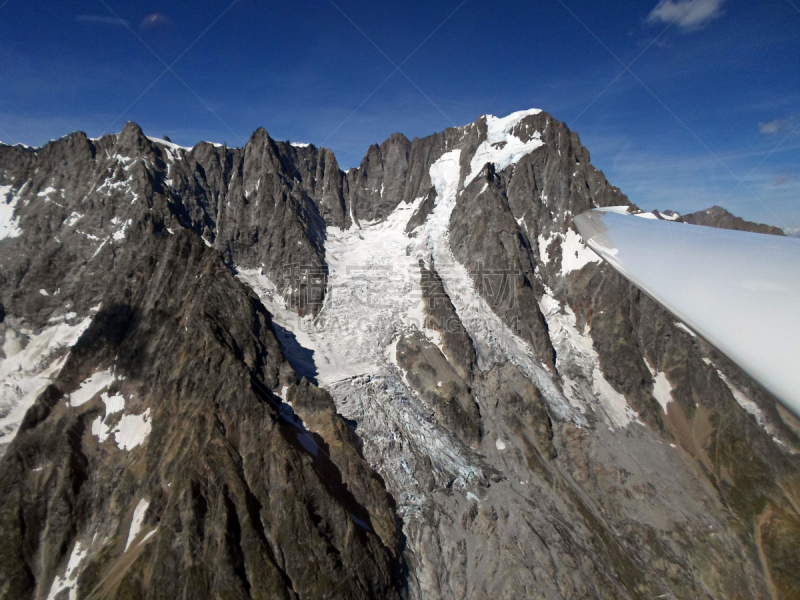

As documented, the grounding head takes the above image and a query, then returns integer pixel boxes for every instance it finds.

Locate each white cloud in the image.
[759,120,782,135]
[647,0,725,31]
[759,118,795,136]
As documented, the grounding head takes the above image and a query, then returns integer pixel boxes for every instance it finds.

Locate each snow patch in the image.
[65,212,83,227]
[82,379,134,446]
[37,186,58,198]
[0,185,23,240]
[102,392,126,415]
[113,409,151,450]
[91,415,111,442]
[0,317,92,450]
[139,529,158,545]
[538,233,554,264]
[591,369,637,429]
[561,228,601,275]
[90,237,109,259]
[147,136,191,155]
[651,372,674,413]
[49,310,80,323]
[70,369,116,407]
[112,219,132,241]
[645,360,674,413]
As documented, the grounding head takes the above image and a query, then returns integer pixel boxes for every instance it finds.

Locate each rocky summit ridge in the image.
[0,108,799,600]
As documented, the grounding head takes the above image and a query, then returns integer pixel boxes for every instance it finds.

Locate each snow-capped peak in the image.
[483,108,542,140]
[146,137,192,153]
[465,109,545,187]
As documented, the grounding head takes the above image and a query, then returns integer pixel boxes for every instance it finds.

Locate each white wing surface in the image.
[574,208,800,415]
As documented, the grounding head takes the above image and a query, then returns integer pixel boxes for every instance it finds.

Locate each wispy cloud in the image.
[646,0,725,32]
[759,117,795,136]
[76,15,129,26]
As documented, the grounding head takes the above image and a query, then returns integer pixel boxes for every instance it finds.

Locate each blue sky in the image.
[0,0,798,230]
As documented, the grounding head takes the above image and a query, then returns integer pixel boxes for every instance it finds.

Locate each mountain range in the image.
[1,108,798,600]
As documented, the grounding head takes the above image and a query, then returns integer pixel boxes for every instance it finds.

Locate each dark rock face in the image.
[346,134,412,225]
[404,187,436,235]
[418,260,476,381]
[0,229,405,599]
[450,164,555,370]
[1,109,799,600]
[393,329,481,446]
[679,205,786,236]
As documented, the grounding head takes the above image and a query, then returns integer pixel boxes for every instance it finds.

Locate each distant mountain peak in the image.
[679,204,785,235]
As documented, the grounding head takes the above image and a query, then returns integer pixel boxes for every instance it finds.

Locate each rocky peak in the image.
[114,121,152,156]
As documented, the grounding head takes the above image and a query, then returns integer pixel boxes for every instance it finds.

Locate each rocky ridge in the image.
[678,205,786,235]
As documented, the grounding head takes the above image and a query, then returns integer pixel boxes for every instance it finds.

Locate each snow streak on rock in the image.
[537,228,601,276]
[46,540,87,600]
[125,499,150,551]
[702,357,792,450]
[538,287,639,429]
